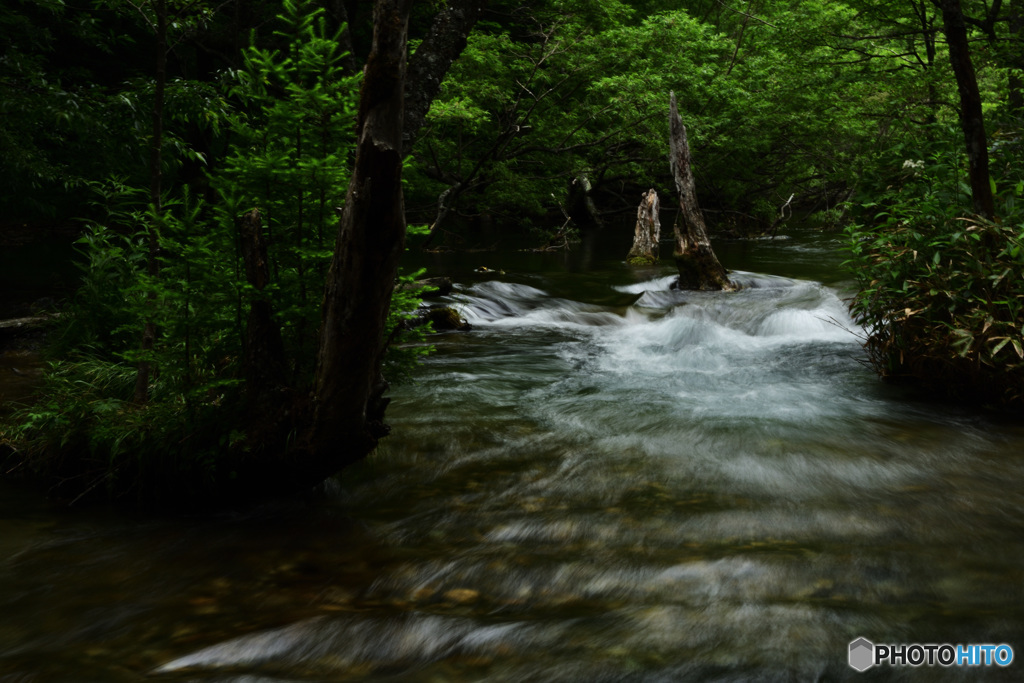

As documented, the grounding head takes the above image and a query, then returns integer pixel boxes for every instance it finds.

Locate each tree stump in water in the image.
[627,189,661,265]
[568,173,603,231]
[668,92,735,291]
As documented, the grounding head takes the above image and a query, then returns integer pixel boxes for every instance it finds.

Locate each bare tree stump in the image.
[669,92,735,291]
[627,189,661,265]
[568,173,603,232]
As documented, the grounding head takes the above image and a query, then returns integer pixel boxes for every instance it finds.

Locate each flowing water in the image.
[3,229,1024,681]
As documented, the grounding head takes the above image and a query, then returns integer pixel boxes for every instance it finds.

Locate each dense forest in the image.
[1,0,1022,503]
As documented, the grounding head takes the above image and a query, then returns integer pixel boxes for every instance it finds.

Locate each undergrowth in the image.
[0,0,434,504]
[845,123,1024,408]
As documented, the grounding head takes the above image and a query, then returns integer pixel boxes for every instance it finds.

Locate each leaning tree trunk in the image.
[217,0,488,498]
[668,92,735,291]
[627,189,661,265]
[937,0,995,219]
[304,0,414,482]
[403,0,487,151]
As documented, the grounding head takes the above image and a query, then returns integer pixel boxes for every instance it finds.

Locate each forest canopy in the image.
[4,0,1019,228]
[1,0,1022,502]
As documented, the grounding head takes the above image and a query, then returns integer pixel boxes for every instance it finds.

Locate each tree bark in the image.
[568,173,603,232]
[238,209,288,420]
[403,0,486,150]
[1010,0,1023,113]
[328,0,361,76]
[935,0,995,219]
[668,93,735,291]
[305,0,413,480]
[627,189,660,265]
[219,0,487,496]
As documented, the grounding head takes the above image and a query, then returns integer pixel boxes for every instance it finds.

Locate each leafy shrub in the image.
[846,133,1024,408]
[2,0,432,503]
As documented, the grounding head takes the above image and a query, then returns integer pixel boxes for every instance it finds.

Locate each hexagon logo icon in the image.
[849,637,874,672]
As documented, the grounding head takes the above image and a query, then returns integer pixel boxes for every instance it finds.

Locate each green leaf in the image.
[991,337,1011,356]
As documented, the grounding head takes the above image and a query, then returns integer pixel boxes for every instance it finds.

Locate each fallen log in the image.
[0,315,56,348]
[0,316,52,331]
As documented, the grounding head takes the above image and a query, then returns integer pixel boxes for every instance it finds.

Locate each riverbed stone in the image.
[443,588,480,604]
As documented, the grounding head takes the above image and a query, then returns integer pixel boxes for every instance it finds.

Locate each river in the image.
[2,227,1024,681]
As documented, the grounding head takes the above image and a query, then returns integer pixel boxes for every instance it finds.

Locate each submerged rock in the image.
[443,588,480,604]
[407,306,472,332]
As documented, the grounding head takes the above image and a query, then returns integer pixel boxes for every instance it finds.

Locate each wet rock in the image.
[442,588,480,604]
[322,587,356,607]
[428,306,472,331]
[412,587,436,602]
[406,306,472,332]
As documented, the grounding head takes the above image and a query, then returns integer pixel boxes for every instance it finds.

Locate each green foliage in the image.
[4,178,243,498]
[3,0,431,501]
[385,269,436,385]
[213,0,361,370]
[0,0,238,219]
[7,0,1022,494]
[845,133,1024,407]
[5,353,244,501]
[0,1,121,215]
[408,0,924,234]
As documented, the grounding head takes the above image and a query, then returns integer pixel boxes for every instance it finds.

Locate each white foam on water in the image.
[613,274,680,295]
[453,280,629,330]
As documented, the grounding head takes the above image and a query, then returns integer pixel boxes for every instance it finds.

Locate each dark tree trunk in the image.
[403,1,487,249]
[627,189,660,265]
[218,0,487,497]
[568,173,603,232]
[668,93,735,291]
[935,0,995,219]
[303,0,414,481]
[403,0,486,150]
[327,0,361,76]
[1010,0,1023,113]
[238,209,288,421]
[910,0,941,121]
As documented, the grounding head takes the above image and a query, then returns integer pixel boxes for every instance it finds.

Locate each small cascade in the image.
[6,242,1024,682]
[130,272,1024,680]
